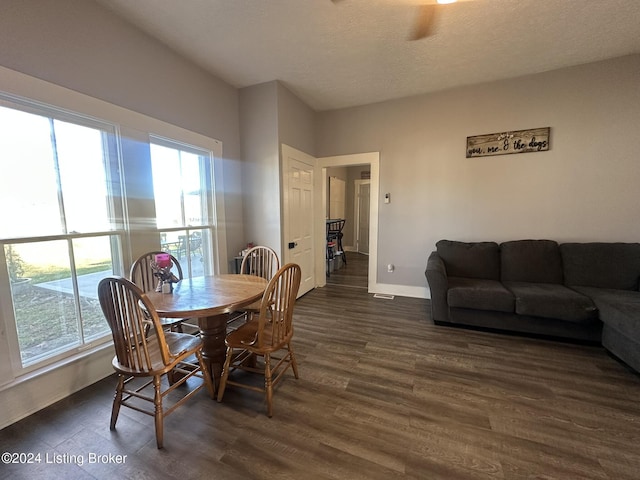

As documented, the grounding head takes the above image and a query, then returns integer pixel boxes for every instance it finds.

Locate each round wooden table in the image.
[145,274,268,382]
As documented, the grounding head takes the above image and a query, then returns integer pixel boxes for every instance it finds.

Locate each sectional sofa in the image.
[425,239,640,373]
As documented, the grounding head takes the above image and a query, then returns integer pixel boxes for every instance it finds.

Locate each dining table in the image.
[145,274,268,383]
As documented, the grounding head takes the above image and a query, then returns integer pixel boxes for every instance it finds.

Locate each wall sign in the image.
[466,127,550,158]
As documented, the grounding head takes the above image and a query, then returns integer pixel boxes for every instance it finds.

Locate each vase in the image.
[161,280,173,294]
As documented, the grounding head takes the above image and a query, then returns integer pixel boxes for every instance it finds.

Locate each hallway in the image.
[326,252,368,289]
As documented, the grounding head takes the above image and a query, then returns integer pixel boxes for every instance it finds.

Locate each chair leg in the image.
[196,350,215,399]
[153,376,164,449]
[217,346,233,402]
[338,235,347,264]
[110,375,124,430]
[264,353,273,417]
[288,343,299,379]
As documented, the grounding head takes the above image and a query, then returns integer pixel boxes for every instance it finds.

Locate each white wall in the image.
[317,55,640,293]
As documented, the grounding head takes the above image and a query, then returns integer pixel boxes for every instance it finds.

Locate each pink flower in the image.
[155,253,172,268]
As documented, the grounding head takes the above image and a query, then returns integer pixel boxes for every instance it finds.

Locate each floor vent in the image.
[373,293,395,300]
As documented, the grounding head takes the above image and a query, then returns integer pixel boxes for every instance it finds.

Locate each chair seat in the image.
[225,319,285,352]
[236,298,276,315]
[113,332,204,376]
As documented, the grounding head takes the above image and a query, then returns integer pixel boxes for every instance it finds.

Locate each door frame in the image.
[315,152,379,291]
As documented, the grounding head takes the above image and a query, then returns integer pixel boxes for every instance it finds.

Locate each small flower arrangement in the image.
[151,253,179,292]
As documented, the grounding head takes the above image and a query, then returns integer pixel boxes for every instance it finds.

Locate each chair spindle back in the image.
[240,246,280,280]
[98,276,171,372]
[130,251,183,292]
[257,263,301,348]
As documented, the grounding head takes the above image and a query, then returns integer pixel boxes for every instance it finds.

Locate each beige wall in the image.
[239,82,282,256]
[239,80,316,259]
[277,82,317,156]
[317,54,640,290]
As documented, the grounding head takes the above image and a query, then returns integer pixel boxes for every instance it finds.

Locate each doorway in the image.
[315,152,379,293]
[281,147,379,294]
[325,171,369,289]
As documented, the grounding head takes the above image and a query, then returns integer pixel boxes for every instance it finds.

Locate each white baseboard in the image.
[369,282,431,299]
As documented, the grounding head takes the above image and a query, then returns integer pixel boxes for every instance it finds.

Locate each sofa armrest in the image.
[426,251,449,322]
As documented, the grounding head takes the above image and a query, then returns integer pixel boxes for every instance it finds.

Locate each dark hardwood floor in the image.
[2,261,640,479]
[326,251,368,289]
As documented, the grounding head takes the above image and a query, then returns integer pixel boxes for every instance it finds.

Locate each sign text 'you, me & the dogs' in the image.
[466,127,550,158]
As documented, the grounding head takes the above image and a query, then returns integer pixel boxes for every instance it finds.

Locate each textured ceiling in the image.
[95,0,640,111]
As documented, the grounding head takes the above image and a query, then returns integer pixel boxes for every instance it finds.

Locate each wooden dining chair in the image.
[227,245,280,332]
[130,251,191,333]
[217,263,301,417]
[97,276,214,449]
[236,246,280,317]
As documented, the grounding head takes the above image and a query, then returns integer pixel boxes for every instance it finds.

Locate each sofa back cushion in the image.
[501,239,563,284]
[436,240,500,280]
[560,242,640,290]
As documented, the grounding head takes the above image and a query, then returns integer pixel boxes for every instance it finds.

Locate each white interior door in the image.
[329,176,346,219]
[282,145,315,296]
[355,180,370,254]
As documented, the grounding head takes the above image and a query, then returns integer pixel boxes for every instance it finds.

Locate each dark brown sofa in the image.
[425,239,640,373]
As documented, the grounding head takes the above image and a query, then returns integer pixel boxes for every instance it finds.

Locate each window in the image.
[0,97,124,369]
[150,138,218,278]
[0,70,227,429]
[0,85,226,383]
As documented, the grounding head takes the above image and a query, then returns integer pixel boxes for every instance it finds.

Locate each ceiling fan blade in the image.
[409,4,439,40]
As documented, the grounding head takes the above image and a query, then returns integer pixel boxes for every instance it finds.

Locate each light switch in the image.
[384,193,390,204]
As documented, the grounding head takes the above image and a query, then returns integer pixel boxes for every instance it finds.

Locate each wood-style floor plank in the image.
[1,253,640,479]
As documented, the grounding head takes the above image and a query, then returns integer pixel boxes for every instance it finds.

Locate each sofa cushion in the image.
[572,286,640,338]
[572,286,640,306]
[599,303,640,342]
[573,287,640,336]
[501,240,563,284]
[436,240,500,280]
[447,277,514,313]
[560,243,640,291]
[504,281,598,323]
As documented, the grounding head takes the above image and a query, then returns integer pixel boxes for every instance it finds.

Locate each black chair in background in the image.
[326,219,347,265]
